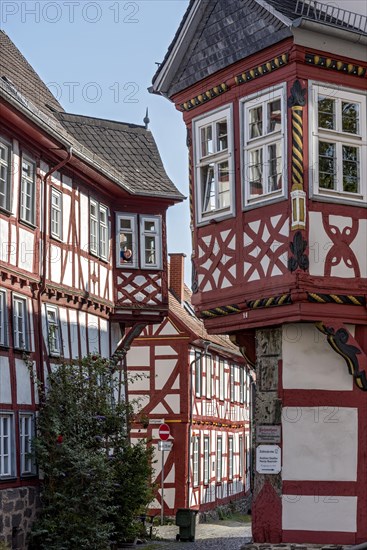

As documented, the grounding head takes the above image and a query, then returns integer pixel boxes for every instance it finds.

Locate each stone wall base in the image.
[198,493,252,523]
[0,486,40,550]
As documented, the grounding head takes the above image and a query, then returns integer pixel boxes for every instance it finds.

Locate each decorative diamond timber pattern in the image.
[197,229,236,293]
[243,214,289,281]
[116,273,163,306]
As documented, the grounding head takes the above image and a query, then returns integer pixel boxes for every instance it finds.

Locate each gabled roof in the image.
[151,0,367,98]
[169,283,244,361]
[55,113,181,198]
[0,30,184,201]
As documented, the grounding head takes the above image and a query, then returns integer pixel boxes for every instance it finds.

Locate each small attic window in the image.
[183,300,196,317]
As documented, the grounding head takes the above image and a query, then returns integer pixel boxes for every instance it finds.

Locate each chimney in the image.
[169,253,186,303]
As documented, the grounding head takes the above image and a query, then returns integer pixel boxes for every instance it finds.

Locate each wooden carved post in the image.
[288,80,307,231]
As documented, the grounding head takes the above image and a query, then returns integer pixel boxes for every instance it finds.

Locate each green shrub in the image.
[28,354,154,549]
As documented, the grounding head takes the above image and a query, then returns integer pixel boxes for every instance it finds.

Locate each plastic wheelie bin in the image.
[175,508,198,542]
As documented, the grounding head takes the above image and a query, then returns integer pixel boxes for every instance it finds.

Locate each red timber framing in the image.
[126,256,253,516]
[0,31,182,543]
[151,1,366,544]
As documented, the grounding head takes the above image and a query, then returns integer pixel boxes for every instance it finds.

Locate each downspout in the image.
[37,148,72,385]
[40,148,73,293]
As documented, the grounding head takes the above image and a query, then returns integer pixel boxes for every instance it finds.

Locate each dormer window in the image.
[193,106,234,224]
[310,83,366,203]
[242,84,286,207]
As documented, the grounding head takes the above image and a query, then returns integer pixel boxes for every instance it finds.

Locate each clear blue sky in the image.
[1,0,191,280]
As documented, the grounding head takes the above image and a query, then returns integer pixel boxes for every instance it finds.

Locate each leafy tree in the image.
[28,354,154,550]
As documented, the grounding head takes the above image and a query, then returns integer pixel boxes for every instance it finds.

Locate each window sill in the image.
[0,206,12,217]
[19,219,36,231]
[50,234,63,243]
[310,192,367,207]
[243,192,286,211]
[197,209,234,227]
[0,476,17,482]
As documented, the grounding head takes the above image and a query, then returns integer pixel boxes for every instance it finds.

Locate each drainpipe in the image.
[37,148,72,385]
[40,148,73,293]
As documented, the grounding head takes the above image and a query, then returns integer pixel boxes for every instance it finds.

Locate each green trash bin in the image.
[175,508,197,542]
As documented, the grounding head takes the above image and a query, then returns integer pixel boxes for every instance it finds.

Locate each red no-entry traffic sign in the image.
[158,423,170,441]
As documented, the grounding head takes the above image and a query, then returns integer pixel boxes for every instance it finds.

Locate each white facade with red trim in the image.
[127,254,253,515]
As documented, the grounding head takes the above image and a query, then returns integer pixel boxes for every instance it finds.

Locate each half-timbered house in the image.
[127,253,252,517]
[0,31,183,548]
[151,0,367,545]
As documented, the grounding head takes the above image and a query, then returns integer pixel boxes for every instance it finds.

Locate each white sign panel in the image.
[149,418,165,425]
[158,441,173,452]
[256,444,281,474]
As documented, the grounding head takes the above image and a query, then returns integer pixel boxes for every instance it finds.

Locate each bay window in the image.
[194,106,234,223]
[116,213,162,270]
[242,85,286,206]
[310,83,366,202]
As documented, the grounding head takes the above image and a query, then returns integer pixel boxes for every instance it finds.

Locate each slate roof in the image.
[55,112,182,198]
[153,0,292,97]
[152,0,366,97]
[169,283,244,360]
[0,30,183,201]
[0,30,64,118]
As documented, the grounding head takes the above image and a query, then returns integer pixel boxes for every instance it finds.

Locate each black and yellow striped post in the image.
[288,80,307,230]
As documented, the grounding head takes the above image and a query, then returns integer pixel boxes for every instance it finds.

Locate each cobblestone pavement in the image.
[140,520,252,549]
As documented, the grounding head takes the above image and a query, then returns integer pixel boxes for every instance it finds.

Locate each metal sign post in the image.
[161,448,164,526]
[158,424,172,526]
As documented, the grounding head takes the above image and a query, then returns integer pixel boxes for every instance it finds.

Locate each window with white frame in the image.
[205,355,212,399]
[117,214,138,268]
[13,295,28,350]
[51,187,62,240]
[90,199,109,260]
[203,436,210,485]
[219,359,225,401]
[0,414,15,478]
[228,436,233,481]
[116,213,162,269]
[239,435,244,479]
[310,83,366,202]
[195,351,202,397]
[192,436,200,487]
[45,305,61,356]
[216,436,222,482]
[239,367,244,404]
[194,106,234,223]
[0,137,11,212]
[20,157,36,225]
[230,364,235,402]
[243,85,286,206]
[19,414,35,475]
[140,216,162,269]
[0,289,8,347]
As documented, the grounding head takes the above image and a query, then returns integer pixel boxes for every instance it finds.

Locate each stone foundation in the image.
[198,493,252,523]
[0,486,40,550]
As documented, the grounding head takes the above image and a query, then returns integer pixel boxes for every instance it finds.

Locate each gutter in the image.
[292,17,367,45]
